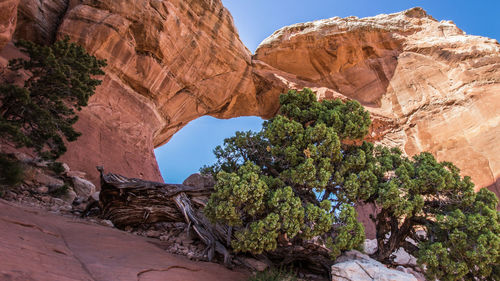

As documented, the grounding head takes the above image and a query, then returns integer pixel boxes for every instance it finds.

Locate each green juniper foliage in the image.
[203,88,500,280]
[48,161,66,175]
[203,88,370,258]
[0,153,24,187]
[417,188,500,280]
[0,37,106,160]
[356,146,500,280]
[49,183,69,197]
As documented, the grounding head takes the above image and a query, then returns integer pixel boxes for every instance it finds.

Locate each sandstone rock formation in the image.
[0,199,247,281]
[254,8,500,196]
[6,0,264,184]
[331,250,418,281]
[15,0,68,44]
[1,1,498,200]
[0,0,18,49]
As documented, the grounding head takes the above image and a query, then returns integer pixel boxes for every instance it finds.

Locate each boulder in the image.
[61,162,70,174]
[363,239,378,255]
[363,239,418,266]
[66,170,86,178]
[29,168,64,189]
[331,250,417,281]
[396,266,426,281]
[35,186,49,194]
[241,257,268,272]
[99,219,114,228]
[71,176,96,198]
[90,191,100,202]
[12,151,33,163]
[60,187,77,204]
[145,230,161,238]
[183,173,215,188]
[392,248,417,266]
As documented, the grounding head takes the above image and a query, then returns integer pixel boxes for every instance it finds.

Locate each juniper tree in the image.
[203,88,371,262]
[353,146,499,280]
[418,188,499,280]
[203,88,500,279]
[0,37,106,160]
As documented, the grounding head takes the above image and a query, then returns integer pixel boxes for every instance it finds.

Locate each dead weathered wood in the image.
[98,166,214,227]
[173,193,232,265]
[97,167,232,264]
[96,167,333,277]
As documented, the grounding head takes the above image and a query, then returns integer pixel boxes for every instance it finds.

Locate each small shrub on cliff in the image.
[49,183,69,197]
[0,37,107,160]
[0,153,24,187]
[48,162,66,175]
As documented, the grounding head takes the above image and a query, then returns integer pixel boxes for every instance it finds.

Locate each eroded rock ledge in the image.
[1,1,499,198]
[253,7,500,195]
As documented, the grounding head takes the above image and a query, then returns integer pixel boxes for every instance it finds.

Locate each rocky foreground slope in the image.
[0,0,499,198]
[0,199,247,281]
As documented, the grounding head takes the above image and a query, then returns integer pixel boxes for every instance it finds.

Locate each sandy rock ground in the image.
[0,199,248,281]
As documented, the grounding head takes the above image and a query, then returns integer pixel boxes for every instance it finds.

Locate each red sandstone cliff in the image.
[5,0,264,184]
[253,8,500,195]
[0,1,499,199]
[0,0,18,49]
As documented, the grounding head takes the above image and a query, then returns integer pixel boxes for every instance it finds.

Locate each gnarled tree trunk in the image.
[96,167,334,276]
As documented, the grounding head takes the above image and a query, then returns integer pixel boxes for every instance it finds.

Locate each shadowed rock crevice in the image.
[15,0,70,44]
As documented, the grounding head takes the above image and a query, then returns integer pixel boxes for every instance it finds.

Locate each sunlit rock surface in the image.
[0,199,247,281]
[7,0,262,184]
[255,7,500,196]
[0,0,18,49]
[1,2,498,201]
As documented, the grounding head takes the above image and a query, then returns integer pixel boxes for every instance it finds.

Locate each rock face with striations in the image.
[5,0,265,184]
[1,2,499,199]
[254,7,500,195]
[0,0,18,49]
[14,0,69,44]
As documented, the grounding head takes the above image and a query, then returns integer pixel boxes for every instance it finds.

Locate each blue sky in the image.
[221,0,500,52]
[155,0,500,183]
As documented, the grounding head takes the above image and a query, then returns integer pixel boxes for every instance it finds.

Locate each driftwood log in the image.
[97,167,334,276]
